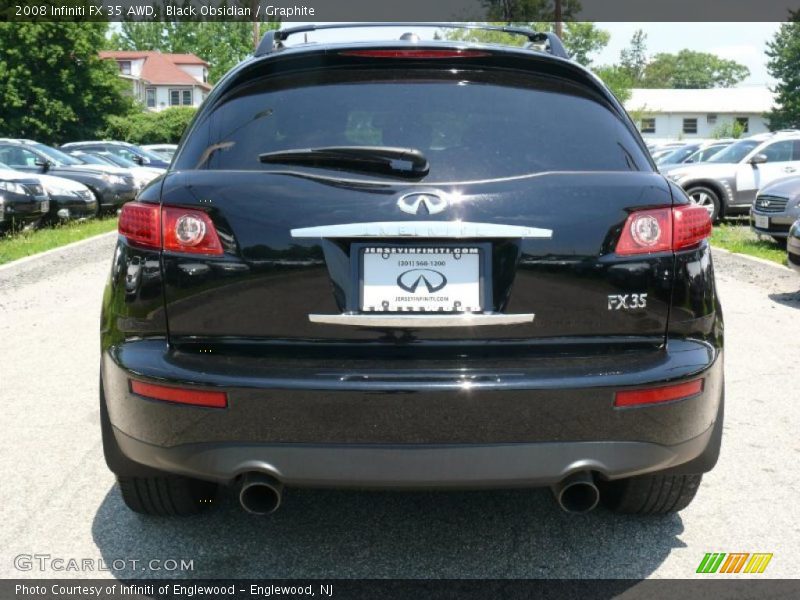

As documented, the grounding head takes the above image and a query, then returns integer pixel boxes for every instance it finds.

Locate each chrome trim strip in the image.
[308,313,535,327]
[291,221,552,239]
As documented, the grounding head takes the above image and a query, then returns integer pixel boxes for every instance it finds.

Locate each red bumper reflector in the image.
[130,380,227,408]
[614,379,703,408]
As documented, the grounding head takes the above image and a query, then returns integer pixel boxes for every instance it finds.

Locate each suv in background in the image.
[101,23,723,519]
[60,141,170,169]
[750,176,800,243]
[0,139,137,213]
[661,131,800,220]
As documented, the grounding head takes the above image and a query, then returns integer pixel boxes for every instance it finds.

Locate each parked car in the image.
[0,163,96,221]
[142,144,178,161]
[0,174,49,233]
[651,148,676,162]
[750,176,800,244]
[655,142,703,167]
[60,141,170,169]
[683,140,734,164]
[101,24,722,519]
[66,150,164,188]
[656,140,734,168]
[0,139,137,213]
[787,218,800,272]
[661,131,800,220]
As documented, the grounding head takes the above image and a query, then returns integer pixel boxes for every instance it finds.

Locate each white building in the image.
[624,88,775,142]
[99,51,212,111]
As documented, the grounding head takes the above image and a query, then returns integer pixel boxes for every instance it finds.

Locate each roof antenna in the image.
[399,32,420,42]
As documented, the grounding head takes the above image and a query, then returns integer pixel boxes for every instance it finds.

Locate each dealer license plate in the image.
[754,214,769,229]
[361,247,481,312]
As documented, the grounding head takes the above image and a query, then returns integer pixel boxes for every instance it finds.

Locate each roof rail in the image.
[255,23,569,60]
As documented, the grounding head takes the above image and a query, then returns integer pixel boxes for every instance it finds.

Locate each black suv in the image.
[100,24,724,518]
[0,139,137,212]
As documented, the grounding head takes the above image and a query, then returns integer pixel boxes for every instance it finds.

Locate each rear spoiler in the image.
[255,23,569,60]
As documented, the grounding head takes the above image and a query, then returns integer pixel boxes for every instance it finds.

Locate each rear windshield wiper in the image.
[258,146,429,179]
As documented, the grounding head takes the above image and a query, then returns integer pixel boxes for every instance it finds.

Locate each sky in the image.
[283,22,783,87]
[594,23,782,87]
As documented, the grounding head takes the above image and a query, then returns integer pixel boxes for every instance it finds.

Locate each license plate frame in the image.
[351,242,492,314]
[754,214,769,229]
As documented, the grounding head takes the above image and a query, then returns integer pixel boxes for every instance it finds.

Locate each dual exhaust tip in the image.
[237,470,600,515]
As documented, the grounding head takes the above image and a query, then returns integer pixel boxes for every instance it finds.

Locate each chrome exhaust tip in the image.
[552,471,600,514]
[239,472,283,515]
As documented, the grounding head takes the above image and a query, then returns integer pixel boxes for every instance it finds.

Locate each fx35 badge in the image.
[608,293,647,310]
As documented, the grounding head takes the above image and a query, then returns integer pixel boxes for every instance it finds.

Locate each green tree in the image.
[0,22,132,143]
[446,21,610,67]
[102,107,196,144]
[619,29,648,83]
[711,120,746,139]
[109,16,280,83]
[640,50,749,89]
[594,65,634,102]
[480,0,582,21]
[765,13,800,130]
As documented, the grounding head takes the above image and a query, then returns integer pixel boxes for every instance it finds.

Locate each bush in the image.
[711,120,746,139]
[101,107,197,144]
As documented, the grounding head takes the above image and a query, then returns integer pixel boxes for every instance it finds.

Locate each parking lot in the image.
[0,232,798,580]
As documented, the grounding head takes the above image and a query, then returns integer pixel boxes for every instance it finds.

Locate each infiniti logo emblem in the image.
[396,269,448,293]
[397,192,449,216]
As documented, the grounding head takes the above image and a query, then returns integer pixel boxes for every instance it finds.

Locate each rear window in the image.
[178,69,648,181]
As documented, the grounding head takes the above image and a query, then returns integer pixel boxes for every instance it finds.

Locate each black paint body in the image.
[100,40,724,487]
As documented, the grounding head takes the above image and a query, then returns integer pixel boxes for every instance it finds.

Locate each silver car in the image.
[751,176,800,243]
[661,131,800,221]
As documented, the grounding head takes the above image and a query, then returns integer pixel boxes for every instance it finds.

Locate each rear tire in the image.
[599,473,703,515]
[117,475,218,516]
[101,374,218,516]
[686,185,722,222]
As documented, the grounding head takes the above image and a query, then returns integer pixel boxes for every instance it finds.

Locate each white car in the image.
[661,131,800,220]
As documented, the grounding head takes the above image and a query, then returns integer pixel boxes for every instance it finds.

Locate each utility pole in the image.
[252,0,259,50]
[554,0,563,38]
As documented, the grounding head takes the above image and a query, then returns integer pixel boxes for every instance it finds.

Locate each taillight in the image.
[614,379,704,408]
[615,208,672,255]
[673,205,713,251]
[118,203,223,255]
[118,202,160,249]
[615,205,712,255]
[162,207,223,255]
[130,380,227,408]
[339,49,490,59]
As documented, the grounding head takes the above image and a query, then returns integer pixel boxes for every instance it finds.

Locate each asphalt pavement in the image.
[1,233,798,580]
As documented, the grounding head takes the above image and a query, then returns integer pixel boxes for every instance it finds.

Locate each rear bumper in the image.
[113,427,716,488]
[102,337,723,487]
